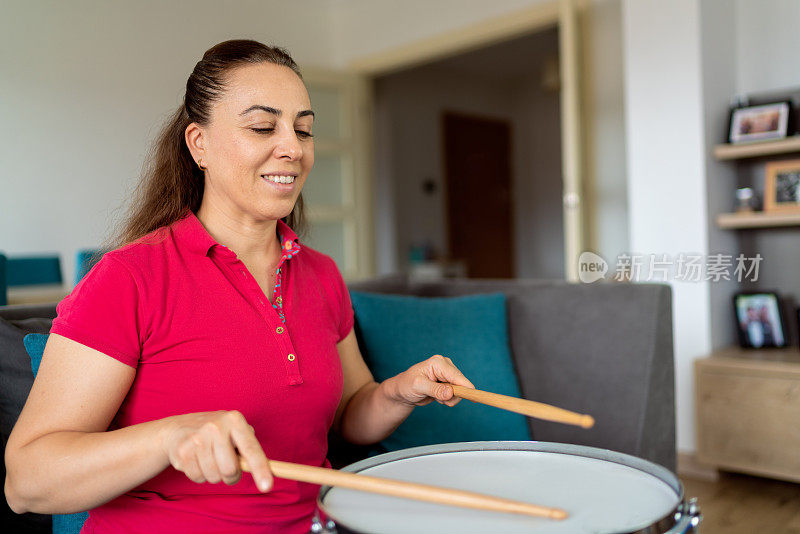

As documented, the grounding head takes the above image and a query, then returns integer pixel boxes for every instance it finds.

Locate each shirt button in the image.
[276,326,284,334]
[287,353,295,361]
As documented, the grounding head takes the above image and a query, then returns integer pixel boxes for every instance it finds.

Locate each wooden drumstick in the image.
[448,384,595,429]
[240,458,567,520]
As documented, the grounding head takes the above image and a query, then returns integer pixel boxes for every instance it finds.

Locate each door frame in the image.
[302,66,376,280]
[347,0,585,281]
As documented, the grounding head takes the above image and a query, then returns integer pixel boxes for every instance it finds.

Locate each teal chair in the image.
[0,253,7,306]
[6,255,62,287]
[75,249,105,285]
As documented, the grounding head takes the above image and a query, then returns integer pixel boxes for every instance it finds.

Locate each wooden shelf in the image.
[713,136,800,160]
[716,211,800,229]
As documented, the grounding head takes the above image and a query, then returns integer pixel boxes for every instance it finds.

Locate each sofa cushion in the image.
[0,316,54,533]
[23,333,89,534]
[349,291,531,452]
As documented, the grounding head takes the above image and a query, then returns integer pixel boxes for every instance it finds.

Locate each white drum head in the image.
[320,442,683,534]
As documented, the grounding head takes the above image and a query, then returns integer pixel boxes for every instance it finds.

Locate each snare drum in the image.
[312,441,701,534]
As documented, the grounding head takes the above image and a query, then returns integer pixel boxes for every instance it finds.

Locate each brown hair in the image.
[106,39,306,251]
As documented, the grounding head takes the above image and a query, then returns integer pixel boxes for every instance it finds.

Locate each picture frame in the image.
[764,159,800,213]
[728,101,792,144]
[733,291,788,349]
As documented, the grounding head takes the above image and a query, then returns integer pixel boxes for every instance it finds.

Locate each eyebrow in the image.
[239,105,315,119]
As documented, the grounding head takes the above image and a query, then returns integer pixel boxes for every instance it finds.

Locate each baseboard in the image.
[677,451,719,482]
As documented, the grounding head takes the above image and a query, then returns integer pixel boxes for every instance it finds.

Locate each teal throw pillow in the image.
[350,291,531,452]
[23,333,89,534]
[23,333,48,375]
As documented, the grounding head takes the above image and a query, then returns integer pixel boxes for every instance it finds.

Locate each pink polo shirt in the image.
[50,209,353,533]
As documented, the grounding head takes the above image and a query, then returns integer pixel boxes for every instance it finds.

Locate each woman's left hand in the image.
[385,354,475,407]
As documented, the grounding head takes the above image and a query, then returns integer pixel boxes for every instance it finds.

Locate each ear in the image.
[185,122,205,164]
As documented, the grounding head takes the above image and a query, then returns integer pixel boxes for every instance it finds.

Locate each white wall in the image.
[700,0,740,351]
[329,0,554,67]
[622,0,712,454]
[735,0,800,95]
[0,0,336,285]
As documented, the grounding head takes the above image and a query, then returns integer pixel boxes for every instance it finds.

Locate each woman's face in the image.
[188,62,314,222]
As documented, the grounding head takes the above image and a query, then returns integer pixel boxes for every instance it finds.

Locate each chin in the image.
[253,204,296,222]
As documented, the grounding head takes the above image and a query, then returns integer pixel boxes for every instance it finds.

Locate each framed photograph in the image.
[764,159,800,213]
[733,292,788,349]
[728,101,792,144]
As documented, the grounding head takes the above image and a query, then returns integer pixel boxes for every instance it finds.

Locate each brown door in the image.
[442,112,514,278]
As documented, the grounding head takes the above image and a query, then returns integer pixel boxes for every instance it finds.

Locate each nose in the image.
[273,125,303,161]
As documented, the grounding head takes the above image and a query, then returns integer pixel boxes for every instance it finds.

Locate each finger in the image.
[172,440,206,484]
[194,431,222,484]
[429,355,476,390]
[211,430,242,486]
[181,453,206,484]
[231,425,272,492]
[412,373,454,404]
[422,356,476,407]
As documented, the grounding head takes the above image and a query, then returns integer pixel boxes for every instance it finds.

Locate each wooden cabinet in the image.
[695,347,800,482]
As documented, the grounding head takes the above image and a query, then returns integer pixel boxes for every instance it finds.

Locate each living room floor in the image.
[680,472,800,532]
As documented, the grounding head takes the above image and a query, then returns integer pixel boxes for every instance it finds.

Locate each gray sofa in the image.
[1,278,675,532]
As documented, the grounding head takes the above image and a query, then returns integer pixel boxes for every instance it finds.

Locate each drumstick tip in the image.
[550,508,568,520]
[580,415,595,428]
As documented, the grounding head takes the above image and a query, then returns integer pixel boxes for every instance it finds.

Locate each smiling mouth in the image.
[261,174,296,184]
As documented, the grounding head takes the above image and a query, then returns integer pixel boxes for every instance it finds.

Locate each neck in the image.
[195,200,282,264]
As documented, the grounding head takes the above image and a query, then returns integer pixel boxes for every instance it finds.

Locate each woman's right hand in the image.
[159,410,273,492]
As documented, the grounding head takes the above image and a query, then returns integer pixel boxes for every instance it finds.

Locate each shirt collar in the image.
[174,209,301,259]
[276,218,302,260]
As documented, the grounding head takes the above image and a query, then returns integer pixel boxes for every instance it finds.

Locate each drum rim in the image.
[317,440,686,534]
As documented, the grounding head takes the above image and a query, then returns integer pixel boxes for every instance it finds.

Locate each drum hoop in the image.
[317,441,687,534]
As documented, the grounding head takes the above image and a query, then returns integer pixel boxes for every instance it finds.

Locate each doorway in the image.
[372,27,564,279]
[443,112,514,278]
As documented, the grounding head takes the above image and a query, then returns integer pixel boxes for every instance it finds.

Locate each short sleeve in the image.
[328,258,354,343]
[50,254,144,367]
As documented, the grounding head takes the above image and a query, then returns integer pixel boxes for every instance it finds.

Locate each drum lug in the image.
[310,513,338,534]
[674,497,703,529]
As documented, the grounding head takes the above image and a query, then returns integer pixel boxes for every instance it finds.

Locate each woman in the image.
[5,40,475,533]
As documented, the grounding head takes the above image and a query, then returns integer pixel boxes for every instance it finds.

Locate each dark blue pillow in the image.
[23,333,89,534]
[350,291,531,452]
